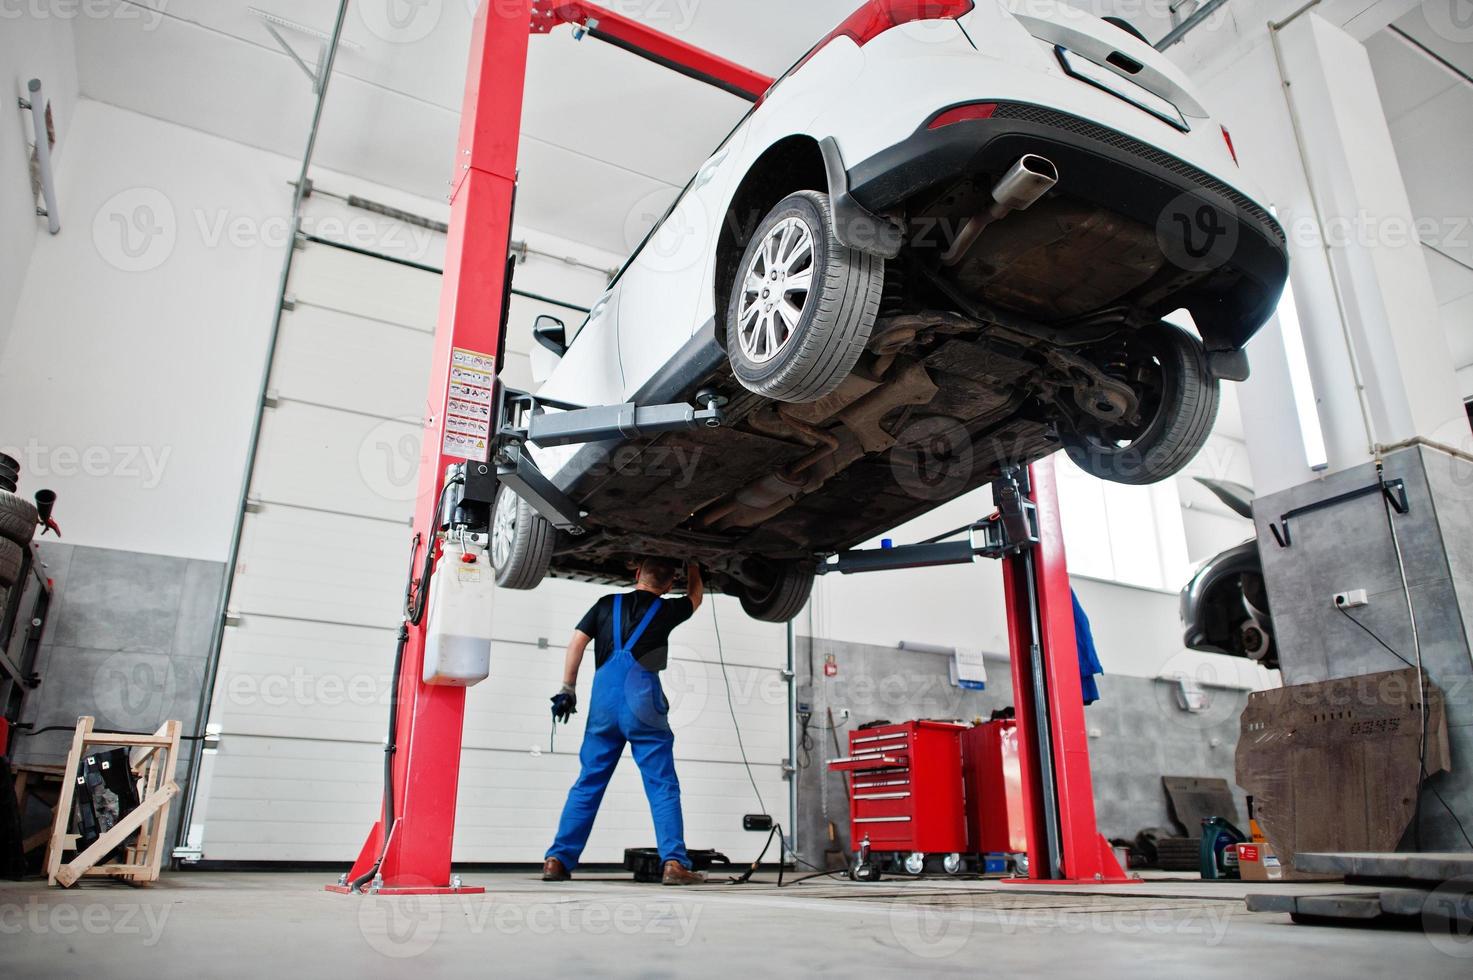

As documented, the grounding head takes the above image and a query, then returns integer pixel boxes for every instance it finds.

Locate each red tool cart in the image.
[962,719,1029,861]
[829,720,969,877]
[829,718,1031,878]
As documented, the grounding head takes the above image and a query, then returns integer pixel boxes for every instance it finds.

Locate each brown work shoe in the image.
[542,857,571,882]
[661,860,706,886]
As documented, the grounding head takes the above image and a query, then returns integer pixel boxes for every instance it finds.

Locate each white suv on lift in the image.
[492,0,1288,620]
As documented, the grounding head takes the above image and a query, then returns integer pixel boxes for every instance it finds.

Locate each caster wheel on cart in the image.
[942,853,963,876]
[1013,852,1030,877]
[852,862,882,882]
[903,851,926,877]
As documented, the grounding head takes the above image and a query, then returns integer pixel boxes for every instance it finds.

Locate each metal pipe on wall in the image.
[1154,0,1231,51]
[173,0,353,860]
[22,79,60,235]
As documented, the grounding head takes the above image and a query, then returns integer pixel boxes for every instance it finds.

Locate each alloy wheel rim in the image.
[491,490,517,568]
[736,215,815,365]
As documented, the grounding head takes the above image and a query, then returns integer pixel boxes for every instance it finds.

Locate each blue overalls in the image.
[546,594,691,871]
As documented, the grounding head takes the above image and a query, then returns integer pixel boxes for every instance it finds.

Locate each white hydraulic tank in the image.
[422,536,494,686]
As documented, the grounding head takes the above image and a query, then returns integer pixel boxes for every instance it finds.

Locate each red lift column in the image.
[332,0,771,896]
[332,0,532,896]
[1002,458,1130,883]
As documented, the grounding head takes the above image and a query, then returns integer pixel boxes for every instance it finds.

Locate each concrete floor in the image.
[1,870,1465,977]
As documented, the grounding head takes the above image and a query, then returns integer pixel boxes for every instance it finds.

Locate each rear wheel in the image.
[726,191,884,404]
[1061,322,1219,485]
[490,485,554,590]
[733,558,815,623]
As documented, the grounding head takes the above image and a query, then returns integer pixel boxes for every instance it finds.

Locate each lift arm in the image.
[530,2,775,102]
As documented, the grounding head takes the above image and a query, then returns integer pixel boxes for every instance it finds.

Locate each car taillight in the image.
[788,0,975,79]
[928,101,997,129]
[1221,125,1238,166]
[829,0,976,47]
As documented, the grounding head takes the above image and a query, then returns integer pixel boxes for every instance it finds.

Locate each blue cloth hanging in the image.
[1072,589,1104,705]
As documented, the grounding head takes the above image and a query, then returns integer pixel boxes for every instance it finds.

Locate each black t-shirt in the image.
[576,591,695,672]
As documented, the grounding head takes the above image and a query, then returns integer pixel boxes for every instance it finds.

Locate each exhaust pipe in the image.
[942,154,1059,266]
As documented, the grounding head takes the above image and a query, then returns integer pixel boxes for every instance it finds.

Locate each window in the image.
[1055,455,1191,590]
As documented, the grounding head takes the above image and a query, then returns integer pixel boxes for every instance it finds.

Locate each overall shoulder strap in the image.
[612,594,625,652]
[624,597,664,650]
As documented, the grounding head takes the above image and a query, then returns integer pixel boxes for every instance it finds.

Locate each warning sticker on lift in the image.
[441,347,496,462]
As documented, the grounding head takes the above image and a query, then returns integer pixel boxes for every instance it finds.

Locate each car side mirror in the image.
[533,315,567,358]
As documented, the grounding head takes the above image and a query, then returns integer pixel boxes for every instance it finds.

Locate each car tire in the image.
[726,191,884,404]
[490,484,554,591]
[735,559,814,623]
[1062,322,1219,486]
[0,490,38,546]
[0,539,25,589]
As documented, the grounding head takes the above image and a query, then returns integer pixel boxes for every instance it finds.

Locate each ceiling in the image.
[68,0,1470,379]
[71,0,866,255]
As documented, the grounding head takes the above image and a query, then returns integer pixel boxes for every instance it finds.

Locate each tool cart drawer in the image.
[833,720,969,855]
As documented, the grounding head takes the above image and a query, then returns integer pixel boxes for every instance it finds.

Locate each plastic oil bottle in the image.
[1200,816,1247,880]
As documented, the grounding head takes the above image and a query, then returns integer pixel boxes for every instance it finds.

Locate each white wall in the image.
[0,97,619,563]
[0,11,78,352]
[1364,11,1473,400]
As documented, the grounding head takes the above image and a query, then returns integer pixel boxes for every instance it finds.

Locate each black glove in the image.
[551,684,577,724]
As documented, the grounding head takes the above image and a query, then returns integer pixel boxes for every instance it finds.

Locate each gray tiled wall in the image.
[792,635,1245,869]
[12,540,223,850]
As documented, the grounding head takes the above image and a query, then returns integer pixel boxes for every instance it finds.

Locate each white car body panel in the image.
[531,0,1278,481]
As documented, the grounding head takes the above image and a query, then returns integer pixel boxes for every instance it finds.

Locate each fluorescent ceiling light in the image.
[1276,275,1329,471]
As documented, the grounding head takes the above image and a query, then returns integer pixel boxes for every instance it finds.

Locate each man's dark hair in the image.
[637,557,678,584]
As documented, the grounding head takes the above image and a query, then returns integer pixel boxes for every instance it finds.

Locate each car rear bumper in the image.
[846,101,1290,353]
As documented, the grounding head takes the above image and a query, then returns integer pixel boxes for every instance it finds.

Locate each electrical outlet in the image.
[1333,589,1369,609]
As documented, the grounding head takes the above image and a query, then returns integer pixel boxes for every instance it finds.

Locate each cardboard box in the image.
[1236,842,1283,882]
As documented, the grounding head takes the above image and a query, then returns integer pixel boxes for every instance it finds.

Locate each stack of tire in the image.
[0,454,38,594]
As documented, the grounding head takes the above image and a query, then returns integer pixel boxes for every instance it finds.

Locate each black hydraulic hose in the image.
[348,623,410,893]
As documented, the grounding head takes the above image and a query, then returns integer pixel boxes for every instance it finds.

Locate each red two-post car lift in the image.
[330,0,1127,896]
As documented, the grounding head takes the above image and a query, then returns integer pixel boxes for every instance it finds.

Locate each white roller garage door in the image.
[190,200,791,865]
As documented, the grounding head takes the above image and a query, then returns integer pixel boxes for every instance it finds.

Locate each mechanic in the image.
[542,557,706,885]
